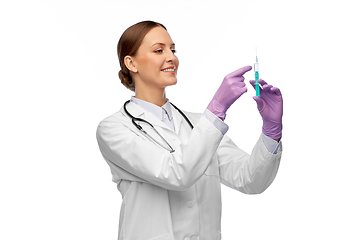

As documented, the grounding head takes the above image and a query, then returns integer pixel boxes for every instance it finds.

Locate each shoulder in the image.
[98,108,126,124]
[96,107,131,135]
[182,110,202,119]
[177,109,203,126]
[169,103,204,125]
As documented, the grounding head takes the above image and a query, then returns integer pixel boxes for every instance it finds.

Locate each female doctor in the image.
[96,21,283,240]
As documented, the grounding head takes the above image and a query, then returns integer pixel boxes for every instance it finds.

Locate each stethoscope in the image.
[123,100,194,153]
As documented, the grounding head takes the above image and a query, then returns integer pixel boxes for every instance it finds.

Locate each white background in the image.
[1,0,359,239]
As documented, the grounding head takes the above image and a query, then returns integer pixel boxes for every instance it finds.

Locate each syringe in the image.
[254,48,260,97]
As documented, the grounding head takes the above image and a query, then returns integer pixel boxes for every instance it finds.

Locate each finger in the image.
[258,79,279,92]
[258,79,267,86]
[269,87,277,93]
[256,79,281,95]
[232,81,246,88]
[226,76,244,85]
[262,83,273,92]
[232,86,248,98]
[249,80,256,89]
[239,87,248,95]
[259,79,276,92]
[249,80,263,91]
[253,96,264,111]
[226,65,252,78]
[271,87,281,96]
[233,76,245,83]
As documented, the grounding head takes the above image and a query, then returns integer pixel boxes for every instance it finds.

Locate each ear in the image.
[124,56,138,73]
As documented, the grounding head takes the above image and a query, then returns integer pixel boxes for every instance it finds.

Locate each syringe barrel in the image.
[254,62,259,72]
[254,62,260,97]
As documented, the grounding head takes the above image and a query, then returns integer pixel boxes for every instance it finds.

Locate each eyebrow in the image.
[151,42,175,48]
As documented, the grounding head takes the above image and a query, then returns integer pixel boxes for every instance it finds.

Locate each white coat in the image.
[96,101,282,240]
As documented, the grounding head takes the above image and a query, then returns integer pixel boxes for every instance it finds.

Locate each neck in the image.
[135,87,167,107]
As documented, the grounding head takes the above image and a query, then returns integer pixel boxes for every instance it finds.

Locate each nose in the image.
[166,50,177,65]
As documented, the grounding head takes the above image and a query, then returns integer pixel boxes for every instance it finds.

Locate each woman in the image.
[96,21,283,240]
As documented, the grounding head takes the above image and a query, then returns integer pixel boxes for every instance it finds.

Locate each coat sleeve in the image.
[96,113,224,191]
[217,134,282,194]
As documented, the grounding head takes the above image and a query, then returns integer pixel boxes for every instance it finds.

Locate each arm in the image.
[218,78,283,194]
[218,134,282,194]
[96,114,223,191]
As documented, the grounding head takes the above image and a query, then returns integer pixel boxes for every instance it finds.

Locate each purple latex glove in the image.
[250,79,283,139]
[207,66,252,120]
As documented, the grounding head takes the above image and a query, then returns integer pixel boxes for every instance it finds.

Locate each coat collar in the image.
[121,100,184,134]
[130,96,174,122]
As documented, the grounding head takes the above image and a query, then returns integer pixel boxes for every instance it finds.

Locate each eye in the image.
[171,49,177,54]
[155,49,163,53]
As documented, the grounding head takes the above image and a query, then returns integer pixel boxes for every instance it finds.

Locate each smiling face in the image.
[125,26,179,91]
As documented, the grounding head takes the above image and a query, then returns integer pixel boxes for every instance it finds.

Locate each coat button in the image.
[186,201,195,208]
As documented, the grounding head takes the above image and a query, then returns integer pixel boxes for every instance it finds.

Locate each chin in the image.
[163,77,177,87]
[168,79,177,86]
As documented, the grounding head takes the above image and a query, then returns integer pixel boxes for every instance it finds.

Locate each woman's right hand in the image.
[207,66,252,120]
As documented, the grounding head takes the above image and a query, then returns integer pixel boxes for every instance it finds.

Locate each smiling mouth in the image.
[161,66,176,72]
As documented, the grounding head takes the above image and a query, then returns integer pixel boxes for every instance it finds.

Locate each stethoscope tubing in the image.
[123,100,193,153]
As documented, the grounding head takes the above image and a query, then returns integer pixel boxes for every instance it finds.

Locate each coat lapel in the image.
[122,101,190,134]
[170,104,184,135]
[122,101,171,130]
[121,101,194,146]
[121,101,183,143]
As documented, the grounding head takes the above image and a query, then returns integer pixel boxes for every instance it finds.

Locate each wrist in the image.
[207,99,227,120]
[262,121,282,139]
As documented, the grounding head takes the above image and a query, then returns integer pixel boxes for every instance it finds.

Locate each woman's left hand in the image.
[250,79,283,140]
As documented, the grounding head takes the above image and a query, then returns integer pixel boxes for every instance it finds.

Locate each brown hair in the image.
[117,21,167,91]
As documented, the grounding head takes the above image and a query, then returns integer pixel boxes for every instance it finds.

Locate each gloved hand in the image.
[250,79,283,139]
[207,66,252,120]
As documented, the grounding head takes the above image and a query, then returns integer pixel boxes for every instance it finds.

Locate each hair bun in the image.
[118,70,135,91]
